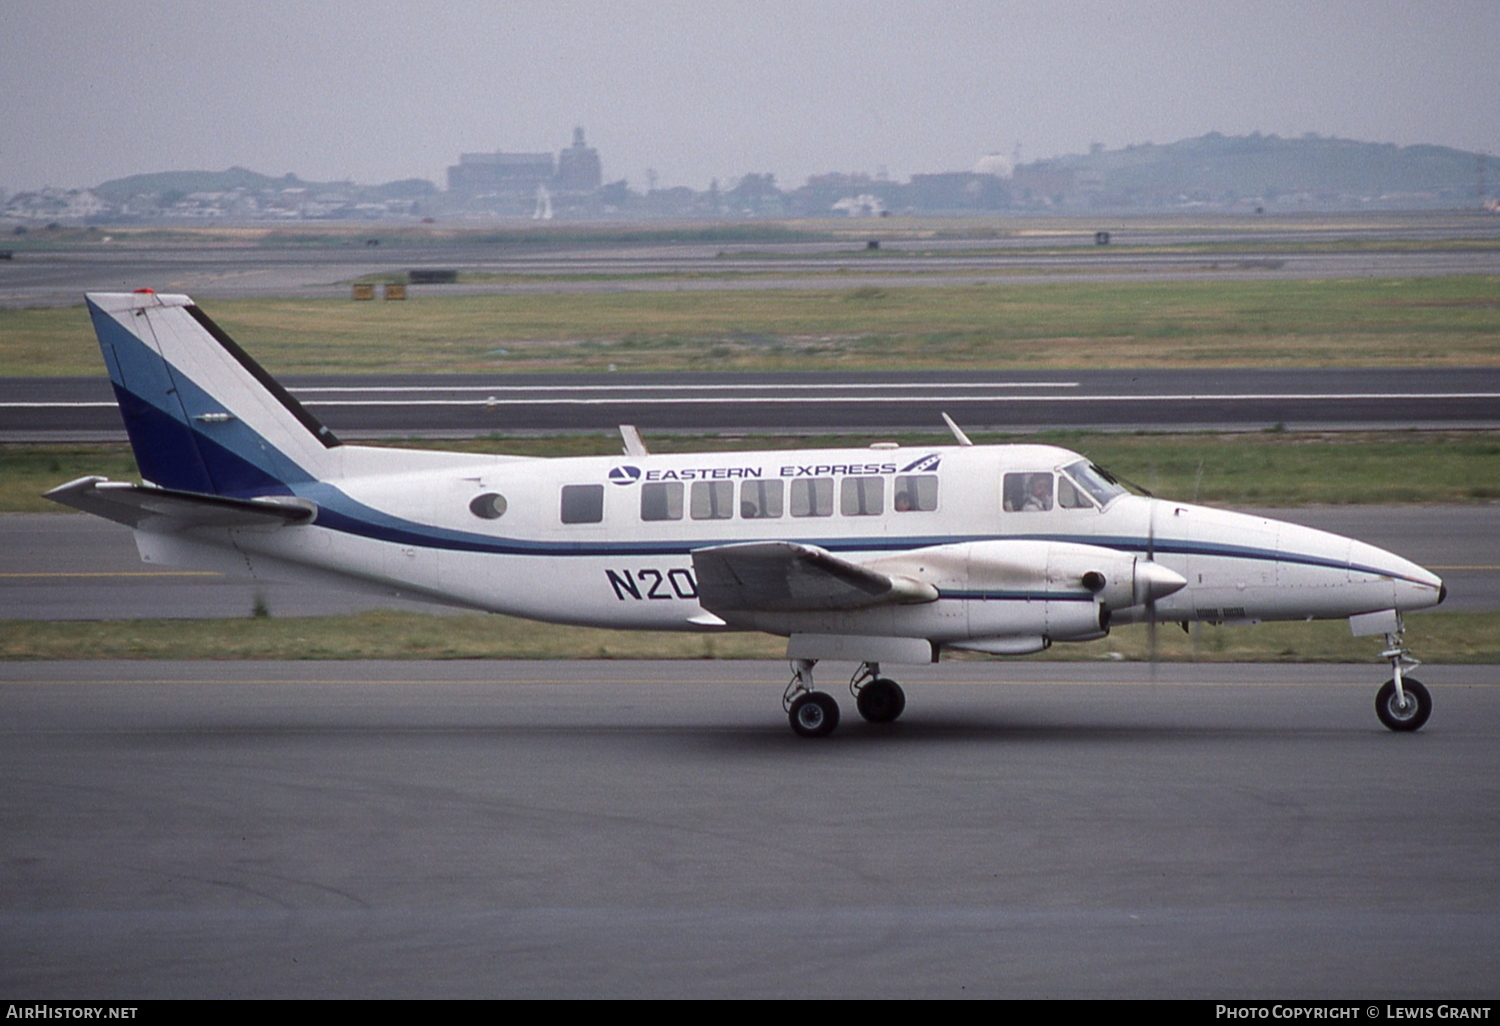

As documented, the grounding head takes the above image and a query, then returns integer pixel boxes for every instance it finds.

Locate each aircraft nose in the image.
[1350,539,1445,611]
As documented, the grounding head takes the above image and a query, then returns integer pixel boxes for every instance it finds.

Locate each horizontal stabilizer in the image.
[44,476,316,531]
[692,541,938,614]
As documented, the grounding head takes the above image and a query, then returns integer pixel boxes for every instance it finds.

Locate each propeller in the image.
[1145,498,1158,679]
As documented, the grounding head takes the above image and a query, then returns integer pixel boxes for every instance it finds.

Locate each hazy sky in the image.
[3,0,1498,192]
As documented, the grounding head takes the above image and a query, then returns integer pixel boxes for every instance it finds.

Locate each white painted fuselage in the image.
[134,441,1441,656]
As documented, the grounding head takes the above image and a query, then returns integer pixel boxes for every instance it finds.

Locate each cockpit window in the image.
[1003,472,1053,512]
[1063,460,1126,508]
[1057,475,1093,509]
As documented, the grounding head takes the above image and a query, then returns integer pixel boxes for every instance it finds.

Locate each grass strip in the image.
[5,275,1498,375]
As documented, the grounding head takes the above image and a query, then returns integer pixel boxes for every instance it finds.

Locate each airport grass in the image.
[4,275,1499,376]
[0,608,1492,663]
[5,429,1500,513]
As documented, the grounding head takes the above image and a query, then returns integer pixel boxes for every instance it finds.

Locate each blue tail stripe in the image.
[91,301,218,493]
[110,383,218,494]
[88,299,310,494]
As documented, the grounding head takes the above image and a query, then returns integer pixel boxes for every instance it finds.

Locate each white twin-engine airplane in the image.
[50,290,1447,737]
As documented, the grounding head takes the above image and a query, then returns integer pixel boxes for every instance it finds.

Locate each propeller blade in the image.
[1147,498,1158,680]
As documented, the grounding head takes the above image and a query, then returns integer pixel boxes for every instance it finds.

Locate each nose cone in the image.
[1348,539,1445,612]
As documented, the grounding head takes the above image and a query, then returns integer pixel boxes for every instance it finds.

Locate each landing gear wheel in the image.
[788,692,840,738]
[1376,678,1431,732]
[856,678,906,723]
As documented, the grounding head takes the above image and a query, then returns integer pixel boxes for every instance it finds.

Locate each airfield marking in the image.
[286,391,1500,408]
[6,390,1499,414]
[291,382,1084,393]
[0,571,222,578]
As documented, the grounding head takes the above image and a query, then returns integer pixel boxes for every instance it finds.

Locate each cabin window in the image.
[893,474,937,512]
[640,481,683,521]
[1003,472,1053,512]
[560,484,604,524]
[841,475,884,516]
[469,492,507,519]
[790,477,833,518]
[691,480,734,520]
[740,479,783,519]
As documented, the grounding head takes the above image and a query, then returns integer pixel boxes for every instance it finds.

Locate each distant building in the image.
[555,127,602,193]
[447,151,556,201]
[1009,163,1077,207]
[906,172,1009,211]
[446,128,603,214]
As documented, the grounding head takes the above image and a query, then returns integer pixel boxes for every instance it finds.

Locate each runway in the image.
[3,505,1496,620]
[6,366,1500,438]
[2,659,1497,998]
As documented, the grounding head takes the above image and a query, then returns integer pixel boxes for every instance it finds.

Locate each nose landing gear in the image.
[1376,622,1431,732]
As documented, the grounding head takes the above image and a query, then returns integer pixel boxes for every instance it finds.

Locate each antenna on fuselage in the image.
[941,412,973,447]
[619,424,649,457]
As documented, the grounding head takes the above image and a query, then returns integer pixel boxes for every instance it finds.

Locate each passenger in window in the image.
[894,474,937,512]
[740,480,783,519]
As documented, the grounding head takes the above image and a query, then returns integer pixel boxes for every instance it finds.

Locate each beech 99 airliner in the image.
[49,291,1446,736]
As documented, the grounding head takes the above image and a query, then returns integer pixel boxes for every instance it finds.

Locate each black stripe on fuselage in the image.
[184,304,341,449]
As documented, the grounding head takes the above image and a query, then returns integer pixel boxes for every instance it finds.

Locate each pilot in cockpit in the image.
[1020,473,1053,511]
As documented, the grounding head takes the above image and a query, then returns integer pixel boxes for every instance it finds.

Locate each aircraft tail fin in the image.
[86,291,340,497]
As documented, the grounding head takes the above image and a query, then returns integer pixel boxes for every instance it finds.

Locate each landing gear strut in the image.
[785,659,839,738]
[850,662,906,724]
[1376,620,1431,732]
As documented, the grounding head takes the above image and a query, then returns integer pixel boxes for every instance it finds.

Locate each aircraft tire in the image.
[789,692,840,738]
[1376,678,1431,732]
[856,678,906,723]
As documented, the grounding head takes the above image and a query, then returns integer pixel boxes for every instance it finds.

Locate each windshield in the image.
[1063,460,1126,508]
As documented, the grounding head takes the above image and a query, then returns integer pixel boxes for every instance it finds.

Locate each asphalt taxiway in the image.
[2,659,1497,998]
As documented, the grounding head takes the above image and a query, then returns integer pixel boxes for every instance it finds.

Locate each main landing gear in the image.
[783,660,908,737]
[850,662,906,724]
[1376,621,1431,732]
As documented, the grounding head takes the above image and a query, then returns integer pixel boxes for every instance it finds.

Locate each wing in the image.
[691,541,937,614]
[44,476,316,530]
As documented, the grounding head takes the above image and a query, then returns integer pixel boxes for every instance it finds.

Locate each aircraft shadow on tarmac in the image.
[661,714,1395,750]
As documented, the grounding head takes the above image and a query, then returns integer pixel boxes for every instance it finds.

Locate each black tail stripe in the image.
[184,304,341,449]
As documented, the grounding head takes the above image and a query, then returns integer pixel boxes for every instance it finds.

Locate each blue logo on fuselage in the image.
[900,453,942,473]
[609,466,642,485]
